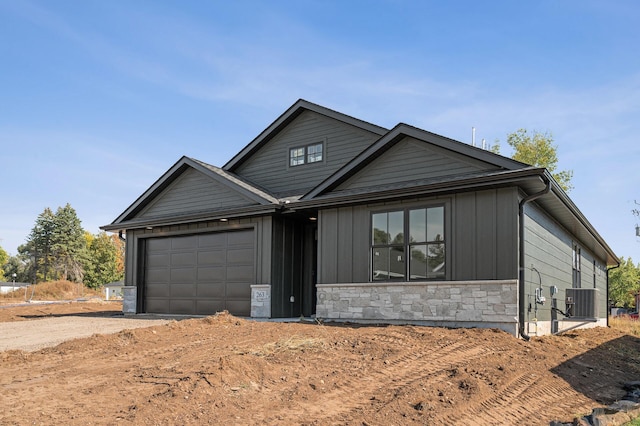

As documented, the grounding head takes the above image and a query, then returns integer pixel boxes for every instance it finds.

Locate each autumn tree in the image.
[0,245,8,281]
[82,232,124,289]
[507,129,574,192]
[608,257,640,308]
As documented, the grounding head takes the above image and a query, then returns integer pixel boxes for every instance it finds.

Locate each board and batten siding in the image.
[234,110,381,197]
[317,188,519,285]
[335,137,501,192]
[523,202,608,322]
[138,168,257,218]
[123,216,273,312]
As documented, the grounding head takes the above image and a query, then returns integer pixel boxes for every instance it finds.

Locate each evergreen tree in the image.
[28,207,56,282]
[51,203,86,282]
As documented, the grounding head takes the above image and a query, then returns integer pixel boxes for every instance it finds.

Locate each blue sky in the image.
[1,0,639,262]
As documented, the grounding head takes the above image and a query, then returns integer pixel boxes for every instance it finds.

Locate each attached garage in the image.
[143,229,255,316]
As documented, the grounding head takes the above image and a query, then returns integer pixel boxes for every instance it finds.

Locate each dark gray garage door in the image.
[144,229,255,316]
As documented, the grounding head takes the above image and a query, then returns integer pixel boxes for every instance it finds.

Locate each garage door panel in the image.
[224,300,250,317]
[171,252,197,266]
[197,250,226,265]
[145,229,255,316]
[198,233,227,248]
[171,283,197,298]
[147,253,170,267]
[147,238,171,251]
[146,298,170,313]
[227,229,253,246]
[170,299,196,315]
[226,265,254,282]
[196,300,226,315]
[146,268,169,283]
[226,248,254,265]
[197,266,225,281]
[226,282,251,298]
[170,267,196,282]
[171,235,198,250]
[197,282,225,298]
[146,283,170,298]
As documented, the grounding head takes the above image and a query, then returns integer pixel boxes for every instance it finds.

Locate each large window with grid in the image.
[371,206,445,281]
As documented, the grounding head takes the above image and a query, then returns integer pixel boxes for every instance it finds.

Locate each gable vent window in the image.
[289,142,323,167]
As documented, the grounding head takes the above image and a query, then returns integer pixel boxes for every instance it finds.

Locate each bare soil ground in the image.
[1,301,639,425]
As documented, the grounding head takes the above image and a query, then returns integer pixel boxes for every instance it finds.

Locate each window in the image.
[572,243,581,288]
[289,142,324,166]
[371,206,445,281]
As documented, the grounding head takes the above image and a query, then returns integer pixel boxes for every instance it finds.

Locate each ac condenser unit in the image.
[565,288,598,318]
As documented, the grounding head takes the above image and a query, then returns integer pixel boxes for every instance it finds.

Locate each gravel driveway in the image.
[0,315,170,352]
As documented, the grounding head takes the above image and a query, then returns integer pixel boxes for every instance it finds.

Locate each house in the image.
[102,99,618,338]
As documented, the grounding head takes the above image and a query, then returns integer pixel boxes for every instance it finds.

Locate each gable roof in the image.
[223,99,388,171]
[303,123,528,199]
[102,156,279,231]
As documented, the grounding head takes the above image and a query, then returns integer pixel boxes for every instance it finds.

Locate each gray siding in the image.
[139,168,256,218]
[234,110,381,197]
[523,203,608,321]
[317,188,519,285]
[335,137,501,191]
[452,189,518,281]
[125,216,273,312]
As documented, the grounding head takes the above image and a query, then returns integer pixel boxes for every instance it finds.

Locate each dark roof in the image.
[302,123,528,199]
[102,156,279,231]
[223,99,388,171]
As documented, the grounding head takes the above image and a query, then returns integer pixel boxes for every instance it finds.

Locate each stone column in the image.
[251,284,271,318]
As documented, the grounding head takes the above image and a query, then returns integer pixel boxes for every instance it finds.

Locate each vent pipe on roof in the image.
[471,127,476,146]
[482,138,486,150]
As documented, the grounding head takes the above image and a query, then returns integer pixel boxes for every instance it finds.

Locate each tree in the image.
[82,232,124,289]
[28,207,56,282]
[23,204,87,283]
[51,203,86,282]
[608,257,640,308]
[0,245,8,281]
[506,129,574,192]
[3,253,31,283]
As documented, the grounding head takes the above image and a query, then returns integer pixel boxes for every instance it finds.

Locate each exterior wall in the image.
[523,202,608,336]
[139,168,256,218]
[316,280,518,335]
[335,137,500,192]
[123,216,273,313]
[317,188,519,285]
[234,110,380,197]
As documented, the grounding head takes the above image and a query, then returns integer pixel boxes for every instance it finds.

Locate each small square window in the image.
[290,147,305,166]
[307,143,323,163]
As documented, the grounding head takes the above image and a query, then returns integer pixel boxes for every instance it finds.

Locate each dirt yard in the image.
[1,301,639,425]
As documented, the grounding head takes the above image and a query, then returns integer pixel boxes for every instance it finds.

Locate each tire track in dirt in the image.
[275,338,494,424]
[438,371,595,425]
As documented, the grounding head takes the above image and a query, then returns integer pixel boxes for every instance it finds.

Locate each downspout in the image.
[518,176,551,340]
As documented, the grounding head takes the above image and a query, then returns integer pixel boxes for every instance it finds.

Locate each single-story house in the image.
[102,99,618,338]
